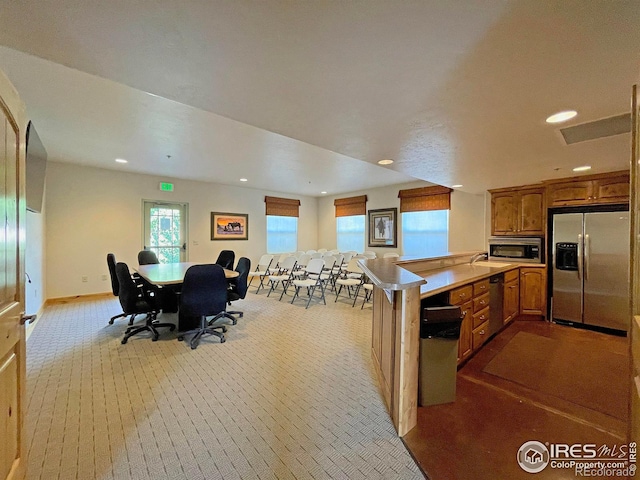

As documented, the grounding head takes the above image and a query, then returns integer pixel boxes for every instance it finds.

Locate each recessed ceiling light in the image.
[239,178,248,182]
[378,159,394,165]
[451,184,463,188]
[115,158,128,164]
[546,110,577,124]
[572,165,591,172]
[321,191,327,194]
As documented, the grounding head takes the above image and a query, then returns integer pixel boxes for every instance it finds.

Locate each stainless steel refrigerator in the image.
[551,209,630,331]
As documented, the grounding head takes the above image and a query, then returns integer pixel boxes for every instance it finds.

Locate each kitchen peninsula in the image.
[359,253,545,436]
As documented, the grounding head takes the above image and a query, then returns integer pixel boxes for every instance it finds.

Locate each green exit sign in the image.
[159,182,174,192]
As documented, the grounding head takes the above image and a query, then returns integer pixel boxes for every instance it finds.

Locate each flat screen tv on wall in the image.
[25,121,47,213]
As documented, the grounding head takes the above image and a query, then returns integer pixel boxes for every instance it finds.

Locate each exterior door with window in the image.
[143,201,188,263]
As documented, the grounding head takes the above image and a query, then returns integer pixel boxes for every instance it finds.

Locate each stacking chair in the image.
[362,251,377,259]
[215,250,235,270]
[247,254,275,293]
[335,258,365,306]
[107,253,136,325]
[310,252,323,259]
[138,249,159,265]
[360,282,374,309]
[383,252,400,259]
[177,264,229,349]
[320,254,337,291]
[317,248,327,254]
[266,256,297,299]
[117,262,175,344]
[291,258,326,309]
[225,257,251,324]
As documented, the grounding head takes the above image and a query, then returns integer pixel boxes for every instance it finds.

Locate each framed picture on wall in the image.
[211,212,249,240]
[368,208,397,247]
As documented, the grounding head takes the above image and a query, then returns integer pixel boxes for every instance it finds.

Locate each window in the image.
[267,215,298,253]
[336,215,365,252]
[402,210,449,257]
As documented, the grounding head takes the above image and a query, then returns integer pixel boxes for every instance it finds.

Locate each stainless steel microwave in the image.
[488,237,543,263]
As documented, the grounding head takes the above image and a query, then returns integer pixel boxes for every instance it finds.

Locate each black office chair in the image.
[138,249,160,265]
[177,264,229,349]
[107,253,137,325]
[224,257,251,324]
[116,262,175,344]
[215,250,236,270]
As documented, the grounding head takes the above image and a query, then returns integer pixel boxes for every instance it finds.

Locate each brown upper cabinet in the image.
[489,186,545,236]
[545,171,629,207]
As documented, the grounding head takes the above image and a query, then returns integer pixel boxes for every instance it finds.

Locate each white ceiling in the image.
[0,0,638,196]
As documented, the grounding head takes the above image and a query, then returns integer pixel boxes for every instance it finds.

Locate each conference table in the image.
[135,261,239,285]
[134,262,239,331]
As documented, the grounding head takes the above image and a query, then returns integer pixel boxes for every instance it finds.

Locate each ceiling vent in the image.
[559,113,630,145]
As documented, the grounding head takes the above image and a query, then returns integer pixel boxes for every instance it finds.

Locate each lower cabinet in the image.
[520,267,547,317]
[457,300,473,363]
[450,279,490,364]
[503,269,520,324]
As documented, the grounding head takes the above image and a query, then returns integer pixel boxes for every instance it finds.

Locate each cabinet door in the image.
[520,268,546,317]
[457,300,473,363]
[517,189,545,235]
[491,193,517,235]
[592,174,630,204]
[503,278,520,324]
[547,181,592,206]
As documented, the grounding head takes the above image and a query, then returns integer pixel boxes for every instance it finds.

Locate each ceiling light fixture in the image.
[546,110,577,124]
[239,178,248,182]
[115,158,128,164]
[451,184,463,188]
[378,159,394,165]
[321,191,327,194]
[572,165,591,172]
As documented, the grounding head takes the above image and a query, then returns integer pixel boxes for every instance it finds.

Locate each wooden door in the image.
[519,268,546,316]
[457,300,473,363]
[517,188,545,235]
[491,192,516,235]
[503,277,520,324]
[0,73,26,480]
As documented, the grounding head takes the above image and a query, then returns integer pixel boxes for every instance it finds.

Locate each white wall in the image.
[25,209,46,314]
[318,181,486,256]
[45,162,318,298]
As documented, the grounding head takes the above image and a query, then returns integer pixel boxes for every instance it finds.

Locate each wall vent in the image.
[559,113,630,145]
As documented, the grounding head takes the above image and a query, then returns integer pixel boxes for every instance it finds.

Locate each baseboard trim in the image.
[46,292,113,306]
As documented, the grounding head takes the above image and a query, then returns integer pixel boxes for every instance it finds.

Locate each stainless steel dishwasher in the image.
[489,273,504,336]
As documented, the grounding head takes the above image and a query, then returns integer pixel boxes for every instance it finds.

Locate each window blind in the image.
[334,195,368,217]
[398,186,452,212]
[265,196,301,217]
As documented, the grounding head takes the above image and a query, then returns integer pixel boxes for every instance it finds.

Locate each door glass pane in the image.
[143,201,188,263]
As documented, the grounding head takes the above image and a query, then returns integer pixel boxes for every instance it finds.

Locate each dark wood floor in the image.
[402,319,629,480]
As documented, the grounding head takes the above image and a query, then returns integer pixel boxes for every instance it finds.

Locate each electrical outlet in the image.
[101,274,108,281]
[82,276,88,283]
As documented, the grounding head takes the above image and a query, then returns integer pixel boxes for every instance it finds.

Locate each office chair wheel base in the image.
[177,336,184,341]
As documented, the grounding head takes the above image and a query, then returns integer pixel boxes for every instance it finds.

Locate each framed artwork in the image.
[211,212,248,240]
[368,208,397,247]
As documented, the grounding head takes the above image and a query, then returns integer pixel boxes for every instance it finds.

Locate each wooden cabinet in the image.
[503,268,520,325]
[520,267,546,317]
[450,279,491,363]
[457,300,473,363]
[546,171,629,207]
[490,186,545,236]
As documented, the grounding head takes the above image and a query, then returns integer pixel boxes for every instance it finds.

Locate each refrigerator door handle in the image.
[577,234,583,280]
[584,234,590,281]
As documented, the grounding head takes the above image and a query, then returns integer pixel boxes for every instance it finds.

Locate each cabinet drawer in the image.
[472,321,490,350]
[473,292,490,312]
[473,279,489,297]
[449,285,473,305]
[504,268,519,283]
[472,306,490,329]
